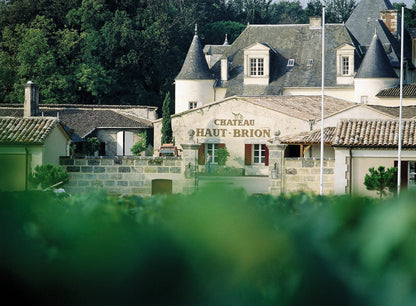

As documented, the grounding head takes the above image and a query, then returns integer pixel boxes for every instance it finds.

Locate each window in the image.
[189,101,197,109]
[245,144,269,166]
[342,56,349,75]
[409,162,416,189]
[307,59,313,67]
[253,144,266,164]
[360,96,368,104]
[287,59,295,67]
[206,143,219,164]
[250,58,264,76]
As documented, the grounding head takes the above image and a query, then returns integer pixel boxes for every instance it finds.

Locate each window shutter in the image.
[265,145,269,166]
[394,160,408,190]
[245,144,252,165]
[198,144,205,165]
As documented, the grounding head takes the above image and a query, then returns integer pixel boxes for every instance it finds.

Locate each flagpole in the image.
[397,6,404,196]
[320,5,325,196]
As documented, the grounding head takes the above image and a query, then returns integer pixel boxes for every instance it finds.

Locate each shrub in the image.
[131,131,147,156]
[217,147,230,166]
[29,164,69,189]
[85,137,101,155]
[364,166,397,199]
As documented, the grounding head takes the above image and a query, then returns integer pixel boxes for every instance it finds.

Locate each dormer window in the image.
[287,59,295,67]
[250,58,264,76]
[244,43,270,85]
[307,59,314,66]
[336,43,355,85]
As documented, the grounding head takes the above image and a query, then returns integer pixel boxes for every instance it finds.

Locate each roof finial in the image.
[223,34,229,46]
[195,23,198,35]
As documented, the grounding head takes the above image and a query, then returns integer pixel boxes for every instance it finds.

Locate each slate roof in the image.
[0,104,153,139]
[0,117,67,144]
[377,84,416,97]
[346,0,394,47]
[355,34,398,78]
[280,127,336,145]
[333,119,416,147]
[176,33,214,80]
[208,24,358,96]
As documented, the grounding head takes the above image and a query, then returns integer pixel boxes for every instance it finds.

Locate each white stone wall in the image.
[354,78,398,105]
[175,79,215,114]
[43,126,70,165]
[282,87,356,102]
[169,99,310,170]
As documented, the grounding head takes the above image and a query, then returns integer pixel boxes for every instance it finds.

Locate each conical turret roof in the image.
[176,27,213,80]
[355,34,398,78]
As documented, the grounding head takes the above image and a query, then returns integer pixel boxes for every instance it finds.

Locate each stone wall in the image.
[60,156,197,196]
[284,158,335,194]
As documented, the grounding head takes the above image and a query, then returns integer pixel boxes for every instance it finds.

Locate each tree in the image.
[161,92,173,144]
[364,166,397,199]
[29,164,69,189]
[324,0,357,23]
[131,131,147,156]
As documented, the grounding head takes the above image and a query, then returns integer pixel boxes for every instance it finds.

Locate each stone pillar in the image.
[181,129,200,194]
[267,131,287,195]
[24,81,39,117]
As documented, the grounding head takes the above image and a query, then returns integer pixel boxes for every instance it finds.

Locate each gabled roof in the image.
[0,117,68,145]
[355,34,398,78]
[333,119,416,147]
[0,104,153,139]
[365,104,416,119]
[169,95,356,122]
[377,84,416,97]
[176,33,214,80]
[280,127,336,145]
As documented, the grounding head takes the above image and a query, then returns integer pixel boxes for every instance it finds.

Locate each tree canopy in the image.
[0,0,402,109]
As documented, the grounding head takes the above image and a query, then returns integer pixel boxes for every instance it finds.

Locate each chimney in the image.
[221,57,228,81]
[309,17,322,29]
[24,81,39,117]
[380,9,398,35]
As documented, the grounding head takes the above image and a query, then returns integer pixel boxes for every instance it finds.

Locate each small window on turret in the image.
[189,102,198,109]
[287,59,295,67]
[307,59,313,66]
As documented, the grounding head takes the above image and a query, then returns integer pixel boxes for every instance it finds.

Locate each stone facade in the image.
[284,158,335,194]
[60,142,199,196]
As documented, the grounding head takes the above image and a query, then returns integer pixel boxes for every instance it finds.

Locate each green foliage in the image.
[3,188,416,305]
[29,163,69,189]
[85,137,101,155]
[217,147,230,166]
[161,92,172,144]
[0,0,359,106]
[364,166,397,199]
[131,131,147,156]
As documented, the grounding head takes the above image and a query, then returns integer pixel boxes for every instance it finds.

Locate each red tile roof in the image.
[376,84,416,97]
[333,119,416,147]
[280,127,336,145]
[0,117,63,144]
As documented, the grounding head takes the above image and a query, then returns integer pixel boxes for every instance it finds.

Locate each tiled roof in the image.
[366,105,416,119]
[280,127,336,145]
[0,117,63,144]
[0,104,153,138]
[376,84,416,97]
[333,119,416,147]
[240,96,356,121]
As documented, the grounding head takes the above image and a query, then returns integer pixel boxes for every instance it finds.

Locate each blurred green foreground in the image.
[1,186,416,305]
